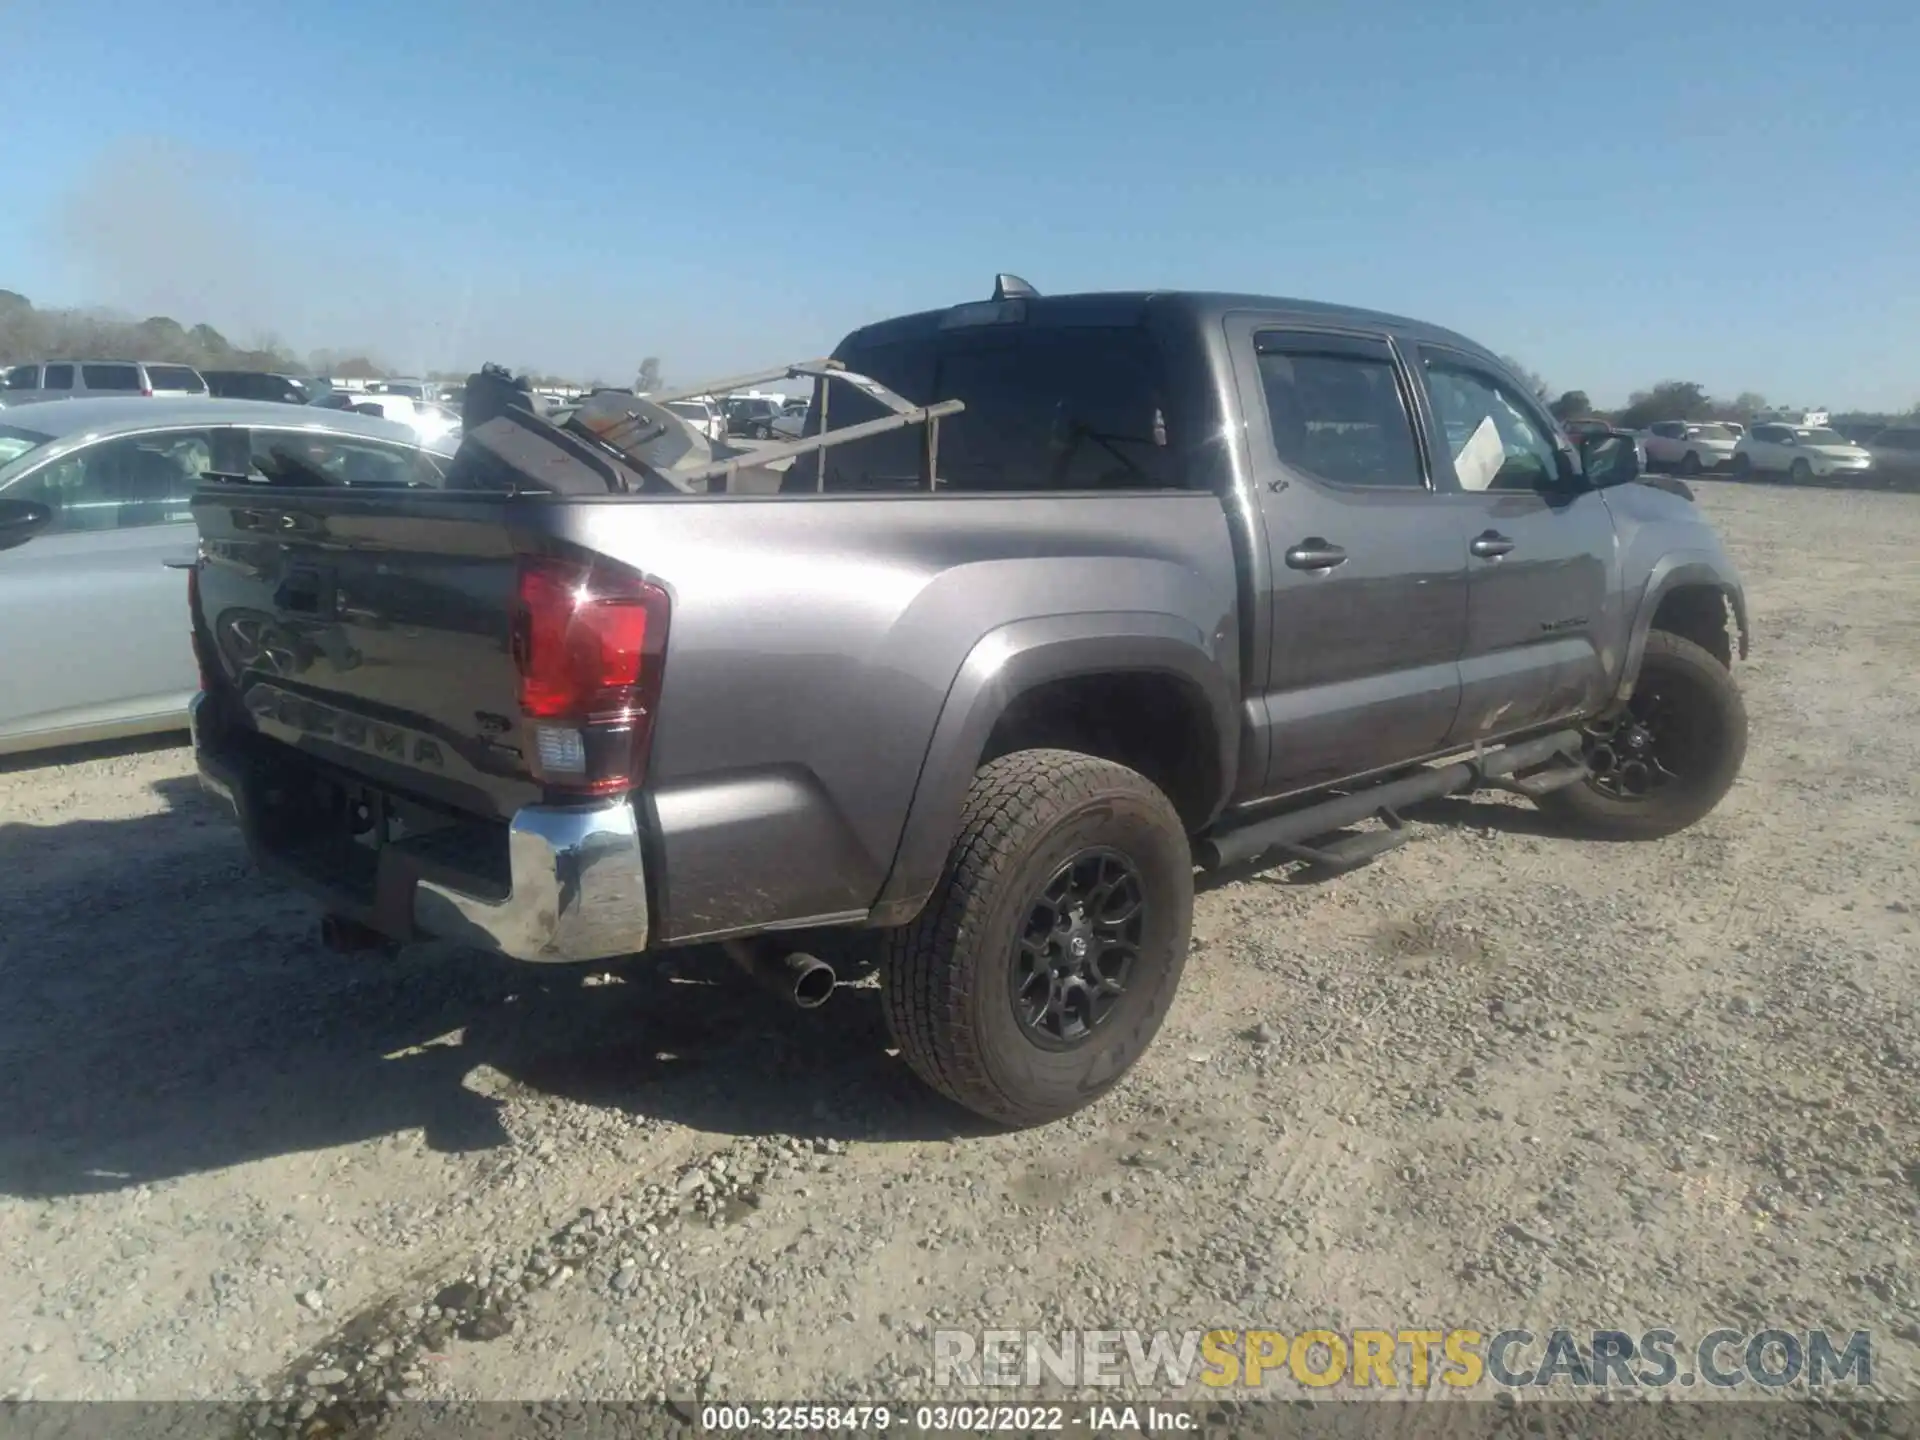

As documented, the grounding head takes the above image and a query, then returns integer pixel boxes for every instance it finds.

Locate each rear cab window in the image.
[81,364,141,391]
[800,320,1181,493]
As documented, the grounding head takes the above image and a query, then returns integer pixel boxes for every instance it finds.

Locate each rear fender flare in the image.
[866,612,1237,928]
[1616,554,1749,704]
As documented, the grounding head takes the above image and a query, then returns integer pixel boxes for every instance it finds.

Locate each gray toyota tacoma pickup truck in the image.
[187,277,1749,1127]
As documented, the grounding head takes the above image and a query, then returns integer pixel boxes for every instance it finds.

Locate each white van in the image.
[2,360,209,406]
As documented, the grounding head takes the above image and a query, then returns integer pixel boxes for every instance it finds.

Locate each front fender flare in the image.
[1616,554,1749,705]
[865,612,1238,928]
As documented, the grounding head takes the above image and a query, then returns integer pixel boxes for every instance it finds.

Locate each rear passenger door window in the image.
[81,364,142,393]
[1253,331,1426,488]
[4,429,218,532]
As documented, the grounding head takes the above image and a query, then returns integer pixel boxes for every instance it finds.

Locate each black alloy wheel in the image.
[1535,631,1747,840]
[1579,683,1694,803]
[1010,848,1146,1049]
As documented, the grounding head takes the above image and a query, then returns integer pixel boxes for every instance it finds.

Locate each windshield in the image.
[1798,428,1851,446]
[0,423,54,469]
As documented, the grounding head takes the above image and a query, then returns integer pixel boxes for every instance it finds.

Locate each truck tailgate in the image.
[192,488,546,822]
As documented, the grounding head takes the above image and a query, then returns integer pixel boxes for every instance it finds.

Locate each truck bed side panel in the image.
[552,493,1238,943]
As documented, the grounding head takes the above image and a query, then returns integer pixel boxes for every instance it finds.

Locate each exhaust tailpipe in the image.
[723,940,837,1009]
[320,913,391,955]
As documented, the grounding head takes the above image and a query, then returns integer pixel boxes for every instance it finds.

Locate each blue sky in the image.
[5,0,1914,408]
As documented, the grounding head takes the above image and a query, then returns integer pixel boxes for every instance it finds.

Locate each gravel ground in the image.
[2,480,1916,1422]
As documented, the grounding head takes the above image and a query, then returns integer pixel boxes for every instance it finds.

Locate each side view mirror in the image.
[0,496,54,552]
[1578,433,1643,488]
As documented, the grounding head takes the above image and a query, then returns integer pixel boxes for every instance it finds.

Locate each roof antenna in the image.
[992,273,1038,301]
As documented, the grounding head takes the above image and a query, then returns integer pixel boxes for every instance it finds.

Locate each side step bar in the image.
[1194,730,1584,872]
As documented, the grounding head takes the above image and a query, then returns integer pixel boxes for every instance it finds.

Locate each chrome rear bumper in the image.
[192,694,650,963]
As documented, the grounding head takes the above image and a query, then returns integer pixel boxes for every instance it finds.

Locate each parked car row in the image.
[1624,416,1908,487]
[643,392,808,443]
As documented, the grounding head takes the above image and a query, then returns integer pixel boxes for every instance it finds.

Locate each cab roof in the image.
[840,288,1494,362]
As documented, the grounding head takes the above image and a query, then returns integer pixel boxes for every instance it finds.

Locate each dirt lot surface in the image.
[2,481,1916,1421]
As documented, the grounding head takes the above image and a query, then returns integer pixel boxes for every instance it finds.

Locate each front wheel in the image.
[1536,631,1747,841]
[1789,457,1814,484]
[881,749,1193,1127]
[1731,453,1753,478]
[1680,451,1703,476]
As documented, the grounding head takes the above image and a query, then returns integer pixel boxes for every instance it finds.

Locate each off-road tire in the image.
[880,749,1193,1127]
[1537,631,1747,841]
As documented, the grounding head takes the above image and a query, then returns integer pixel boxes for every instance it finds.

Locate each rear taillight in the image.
[512,555,670,796]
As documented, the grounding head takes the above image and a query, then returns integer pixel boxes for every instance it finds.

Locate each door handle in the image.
[1470,531,1516,559]
[1284,538,1347,571]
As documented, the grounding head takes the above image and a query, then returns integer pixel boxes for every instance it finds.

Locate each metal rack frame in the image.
[589,360,963,493]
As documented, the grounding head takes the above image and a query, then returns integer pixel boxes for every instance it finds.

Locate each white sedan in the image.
[1640,421,1739,475]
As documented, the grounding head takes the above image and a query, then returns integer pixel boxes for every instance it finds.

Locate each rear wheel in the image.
[1537,631,1747,841]
[881,749,1193,1127]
